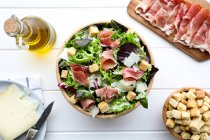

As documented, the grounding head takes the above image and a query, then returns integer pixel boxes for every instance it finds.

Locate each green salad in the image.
[58,20,158,118]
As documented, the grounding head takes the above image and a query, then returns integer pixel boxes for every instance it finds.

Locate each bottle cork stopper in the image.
[4,18,21,35]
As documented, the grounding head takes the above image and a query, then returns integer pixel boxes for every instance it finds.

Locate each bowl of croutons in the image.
[163,87,210,140]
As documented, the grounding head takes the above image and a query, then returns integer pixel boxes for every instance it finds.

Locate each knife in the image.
[25,101,54,140]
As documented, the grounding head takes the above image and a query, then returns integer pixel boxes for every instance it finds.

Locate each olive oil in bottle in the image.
[4,15,56,54]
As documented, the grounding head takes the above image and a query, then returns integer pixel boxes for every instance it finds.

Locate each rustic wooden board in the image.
[127,0,210,62]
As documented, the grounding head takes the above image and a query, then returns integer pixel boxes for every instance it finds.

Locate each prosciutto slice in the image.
[70,64,89,87]
[174,4,201,42]
[123,67,144,81]
[95,86,119,102]
[99,30,120,49]
[181,8,209,44]
[101,50,117,70]
[135,0,156,14]
[80,99,95,111]
[174,3,189,30]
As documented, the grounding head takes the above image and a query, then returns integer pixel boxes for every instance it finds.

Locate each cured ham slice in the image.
[163,5,180,35]
[142,0,162,22]
[174,4,201,42]
[99,30,119,49]
[135,0,156,14]
[80,99,95,110]
[101,50,117,70]
[123,67,144,81]
[95,87,119,102]
[152,7,170,28]
[70,64,89,87]
[181,8,209,44]
[174,3,189,30]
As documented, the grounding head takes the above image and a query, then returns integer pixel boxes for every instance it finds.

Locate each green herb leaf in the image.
[136,92,148,109]
[75,89,94,100]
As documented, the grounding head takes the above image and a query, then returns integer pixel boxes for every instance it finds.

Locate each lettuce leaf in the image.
[107,96,134,113]
[120,33,140,47]
[75,89,95,100]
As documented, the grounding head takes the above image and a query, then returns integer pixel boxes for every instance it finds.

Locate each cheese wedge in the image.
[0,84,40,140]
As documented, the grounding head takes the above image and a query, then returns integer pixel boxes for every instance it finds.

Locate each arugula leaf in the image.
[107,96,134,113]
[110,20,128,33]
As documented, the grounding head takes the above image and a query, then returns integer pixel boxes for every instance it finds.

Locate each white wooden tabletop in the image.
[0,0,210,140]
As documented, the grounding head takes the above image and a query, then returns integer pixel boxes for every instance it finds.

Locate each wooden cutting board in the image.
[127,0,210,62]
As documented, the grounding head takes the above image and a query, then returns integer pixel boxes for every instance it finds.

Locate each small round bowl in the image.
[162,87,210,139]
[56,21,155,119]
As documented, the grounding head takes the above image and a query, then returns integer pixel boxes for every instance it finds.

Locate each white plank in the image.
[0,0,129,8]
[43,89,210,132]
[0,48,209,91]
[0,8,171,50]
[45,131,175,140]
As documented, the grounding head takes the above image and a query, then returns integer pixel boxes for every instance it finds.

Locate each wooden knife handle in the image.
[25,128,38,140]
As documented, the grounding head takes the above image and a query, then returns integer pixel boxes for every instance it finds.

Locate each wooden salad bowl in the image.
[162,87,210,139]
[56,21,155,119]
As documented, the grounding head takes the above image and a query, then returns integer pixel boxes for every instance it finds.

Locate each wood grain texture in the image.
[127,0,210,62]
[56,21,155,119]
[162,88,210,140]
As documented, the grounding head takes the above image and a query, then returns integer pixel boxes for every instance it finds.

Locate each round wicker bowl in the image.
[162,87,210,139]
[56,21,155,119]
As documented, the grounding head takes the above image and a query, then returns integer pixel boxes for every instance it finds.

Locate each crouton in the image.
[166,111,172,119]
[200,133,208,140]
[175,119,183,125]
[182,111,190,120]
[177,102,187,111]
[98,101,109,113]
[187,100,197,108]
[68,95,78,104]
[190,108,200,118]
[89,26,99,37]
[203,96,210,104]
[181,132,191,140]
[182,119,191,126]
[173,125,182,134]
[200,126,208,133]
[197,100,204,107]
[169,98,179,108]
[186,91,196,100]
[166,119,175,128]
[172,110,182,119]
[181,100,188,106]
[67,47,77,57]
[195,90,206,99]
[126,91,136,101]
[190,135,200,140]
[190,120,202,131]
[139,60,150,72]
[89,64,99,73]
[203,111,210,121]
[200,105,208,114]
[173,92,183,102]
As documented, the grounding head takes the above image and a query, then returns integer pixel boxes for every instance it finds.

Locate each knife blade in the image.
[25,101,54,140]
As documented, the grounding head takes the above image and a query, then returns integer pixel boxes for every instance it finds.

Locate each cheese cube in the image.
[181,100,188,106]
[200,133,208,140]
[68,95,78,104]
[98,101,109,113]
[190,120,202,131]
[191,108,200,118]
[166,111,172,119]
[200,126,208,133]
[197,100,204,107]
[89,64,99,73]
[181,132,191,140]
[139,60,150,72]
[67,47,77,57]
[190,135,200,140]
[173,93,183,102]
[177,102,187,111]
[187,100,197,108]
[186,91,196,100]
[172,110,182,119]
[203,111,210,121]
[173,125,182,134]
[183,119,191,125]
[89,26,99,37]
[126,91,136,101]
[195,90,206,99]
[61,70,68,78]
[200,105,208,114]
[166,119,175,128]
[169,98,178,108]
[182,111,190,120]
